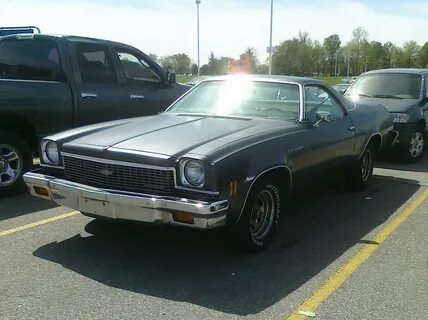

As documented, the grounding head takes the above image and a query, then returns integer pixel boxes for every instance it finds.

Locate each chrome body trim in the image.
[359,132,382,158]
[23,170,228,230]
[107,147,171,160]
[237,165,293,223]
[61,152,219,196]
[61,152,175,171]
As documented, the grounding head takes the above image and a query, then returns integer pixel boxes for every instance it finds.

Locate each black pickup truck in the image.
[0,33,190,194]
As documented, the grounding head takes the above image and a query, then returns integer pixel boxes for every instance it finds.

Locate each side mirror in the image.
[166,69,176,85]
[313,111,331,127]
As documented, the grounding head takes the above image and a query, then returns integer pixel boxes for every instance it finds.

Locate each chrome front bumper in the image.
[23,171,228,229]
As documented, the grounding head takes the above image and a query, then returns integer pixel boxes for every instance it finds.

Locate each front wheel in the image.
[234,180,282,253]
[0,132,32,196]
[402,128,425,163]
[345,144,374,191]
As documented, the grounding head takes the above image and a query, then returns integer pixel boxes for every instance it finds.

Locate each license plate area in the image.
[79,197,113,217]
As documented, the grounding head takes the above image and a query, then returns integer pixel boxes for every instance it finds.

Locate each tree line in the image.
[151,27,428,77]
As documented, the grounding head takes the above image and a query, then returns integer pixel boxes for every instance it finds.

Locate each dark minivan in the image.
[345,69,428,162]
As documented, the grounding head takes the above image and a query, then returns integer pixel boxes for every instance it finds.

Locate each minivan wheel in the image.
[404,128,425,163]
[234,180,282,253]
[0,132,32,196]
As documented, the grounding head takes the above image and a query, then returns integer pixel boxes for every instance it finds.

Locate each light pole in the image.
[196,0,201,76]
[268,0,274,75]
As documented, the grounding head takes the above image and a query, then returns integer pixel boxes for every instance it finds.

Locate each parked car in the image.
[0,33,190,194]
[332,83,350,95]
[345,68,428,162]
[24,75,393,252]
[185,75,210,86]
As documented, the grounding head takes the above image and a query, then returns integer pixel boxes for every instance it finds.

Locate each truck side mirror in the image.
[166,70,176,85]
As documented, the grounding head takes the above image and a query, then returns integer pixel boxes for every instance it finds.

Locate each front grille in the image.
[63,156,175,196]
[62,155,218,202]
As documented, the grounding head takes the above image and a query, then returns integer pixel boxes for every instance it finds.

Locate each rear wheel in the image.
[345,144,375,191]
[0,132,32,196]
[234,180,282,253]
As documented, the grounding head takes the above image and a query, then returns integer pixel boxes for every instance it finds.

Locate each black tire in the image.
[402,127,425,163]
[345,143,375,191]
[0,131,32,196]
[234,179,282,253]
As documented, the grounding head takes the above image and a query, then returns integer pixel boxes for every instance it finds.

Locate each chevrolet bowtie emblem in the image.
[99,168,113,177]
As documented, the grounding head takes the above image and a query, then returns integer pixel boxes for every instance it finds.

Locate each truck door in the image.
[295,84,357,172]
[112,47,179,117]
[68,40,128,127]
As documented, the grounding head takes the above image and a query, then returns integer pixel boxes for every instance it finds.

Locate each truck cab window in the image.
[0,39,64,82]
[75,42,117,84]
[117,51,160,84]
[305,85,345,121]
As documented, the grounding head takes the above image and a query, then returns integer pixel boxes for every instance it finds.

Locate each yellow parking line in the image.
[0,211,79,238]
[286,187,428,320]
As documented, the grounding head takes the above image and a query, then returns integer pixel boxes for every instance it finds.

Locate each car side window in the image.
[304,85,345,121]
[0,38,64,82]
[74,42,117,84]
[116,51,161,84]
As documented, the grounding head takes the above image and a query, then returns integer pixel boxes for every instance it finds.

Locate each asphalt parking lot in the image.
[0,157,427,320]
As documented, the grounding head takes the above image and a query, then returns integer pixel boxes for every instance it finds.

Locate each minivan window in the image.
[346,73,422,100]
[75,42,117,84]
[0,39,64,81]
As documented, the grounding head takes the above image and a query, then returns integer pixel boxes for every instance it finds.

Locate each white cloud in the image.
[1,0,427,65]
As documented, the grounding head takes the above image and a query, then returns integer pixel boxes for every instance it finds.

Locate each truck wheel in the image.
[402,127,425,163]
[0,132,32,196]
[345,144,374,191]
[234,179,282,253]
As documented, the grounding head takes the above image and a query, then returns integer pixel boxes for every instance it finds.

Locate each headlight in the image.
[182,159,205,187]
[43,141,59,164]
[391,113,411,123]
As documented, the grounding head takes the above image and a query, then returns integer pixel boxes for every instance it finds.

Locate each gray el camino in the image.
[24,75,393,251]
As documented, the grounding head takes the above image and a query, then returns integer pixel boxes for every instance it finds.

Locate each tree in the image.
[323,34,341,75]
[419,42,428,68]
[191,63,198,75]
[402,41,420,67]
[148,53,158,63]
[159,53,192,74]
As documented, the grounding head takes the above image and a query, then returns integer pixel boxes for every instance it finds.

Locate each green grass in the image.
[176,75,194,83]
[313,76,345,85]
[176,74,345,86]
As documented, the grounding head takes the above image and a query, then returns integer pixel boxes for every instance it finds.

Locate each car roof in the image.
[198,74,326,85]
[363,68,428,76]
[0,33,132,48]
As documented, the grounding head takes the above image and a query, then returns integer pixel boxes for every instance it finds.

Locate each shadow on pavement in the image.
[0,191,58,221]
[33,177,420,316]
[376,149,428,173]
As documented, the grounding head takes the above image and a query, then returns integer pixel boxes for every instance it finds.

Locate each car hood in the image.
[62,113,295,160]
[348,97,419,113]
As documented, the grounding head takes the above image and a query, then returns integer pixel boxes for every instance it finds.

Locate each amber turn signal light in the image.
[34,186,49,197]
[172,212,195,224]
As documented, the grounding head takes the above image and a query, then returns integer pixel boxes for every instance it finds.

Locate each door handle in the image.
[81,92,98,99]
[130,94,145,100]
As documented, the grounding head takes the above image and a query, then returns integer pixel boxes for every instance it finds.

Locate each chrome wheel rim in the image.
[409,132,424,158]
[361,149,372,182]
[0,144,23,187]
[250,190,276,243]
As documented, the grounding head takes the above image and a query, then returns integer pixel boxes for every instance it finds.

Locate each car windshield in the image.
[167,79,300,121]
[346,73,422,100]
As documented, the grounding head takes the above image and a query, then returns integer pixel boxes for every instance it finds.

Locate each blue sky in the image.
[1,0,427,64]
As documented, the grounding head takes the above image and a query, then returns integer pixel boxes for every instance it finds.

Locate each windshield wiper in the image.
[371,94,403,99]
[357,93,375,98]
